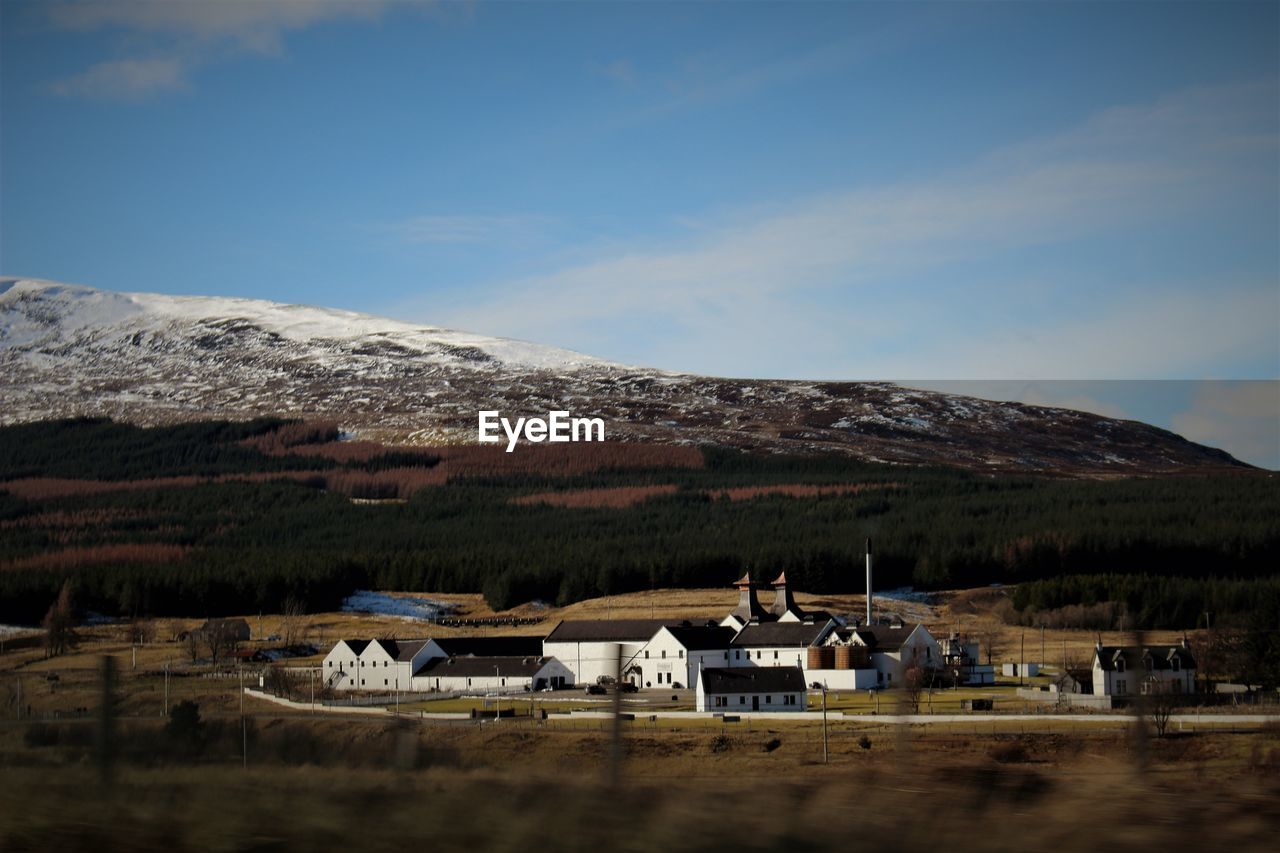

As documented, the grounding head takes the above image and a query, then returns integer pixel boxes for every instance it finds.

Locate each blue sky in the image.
[2,1,1277,465]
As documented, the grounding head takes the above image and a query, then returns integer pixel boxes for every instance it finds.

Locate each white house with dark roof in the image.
[323,639,371,689]
[412,655,572,692]
[697,666,807,712]
[729,620,837,670]
[1092,640,1196,697]
[542,619,670,686]
[633,624,738,688]
[323,635,548,692]
[839,622,942,688]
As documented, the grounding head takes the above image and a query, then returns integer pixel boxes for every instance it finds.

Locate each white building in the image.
[323,635,545,692]
[1092,641,1196,697]
[841,622,943,688]
[632,624,737,688]
[542,619,669,686]
[412,655,572,692]
[729,620,837,671]
[696,666,807,712]
[940,634,996,685]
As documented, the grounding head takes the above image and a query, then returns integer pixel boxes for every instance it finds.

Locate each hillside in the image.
[0,277,1248,475]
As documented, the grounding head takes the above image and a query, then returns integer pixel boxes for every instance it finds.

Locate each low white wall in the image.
[804,668,878,690]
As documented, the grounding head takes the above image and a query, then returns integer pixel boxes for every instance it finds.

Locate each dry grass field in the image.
[1,580,1278,851]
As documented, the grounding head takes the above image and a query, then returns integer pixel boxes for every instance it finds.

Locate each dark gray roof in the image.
[730,621,830,648]
[415,655,551,678]
[1094,645,1196,672]
[850,624,919,651]
[432,636,545,658]
[700,666,807,694]
[661,625,737,650]
[336,639,371,655]
[544,619,670,643]
[370,639,430,662]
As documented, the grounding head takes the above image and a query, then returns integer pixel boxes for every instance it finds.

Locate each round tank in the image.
[835,646,854,670]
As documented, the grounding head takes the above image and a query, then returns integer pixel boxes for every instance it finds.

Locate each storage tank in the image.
[834,646,854,670]
[807,646,835,670]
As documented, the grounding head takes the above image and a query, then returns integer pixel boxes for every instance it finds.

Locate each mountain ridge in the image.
[0,277,1249,475]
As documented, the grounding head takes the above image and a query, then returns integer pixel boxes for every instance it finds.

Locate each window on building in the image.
[645,651,649,659]
[1116,659,1126,673]
[739,696,745,704]
[328,661,332,668]
[384,679,387,686]
[1116,679,1127,695]
[661,650,666,659]
[679,650,684,659]
[735,650,741,660]
[755,651,761,660]
[773,651,778,660]
[723,652,729,660]
[766,696,772,704]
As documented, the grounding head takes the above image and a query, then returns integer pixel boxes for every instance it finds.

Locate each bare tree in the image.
[977,628,1002,666]
[281,595,307,646]
[902,664,925,714]
[1148,683,1177,739]
[42,580,79,658]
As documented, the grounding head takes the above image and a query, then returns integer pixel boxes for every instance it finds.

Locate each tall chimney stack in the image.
[865,538,873,627]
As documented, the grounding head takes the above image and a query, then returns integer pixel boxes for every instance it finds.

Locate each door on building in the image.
[752,696,760,711]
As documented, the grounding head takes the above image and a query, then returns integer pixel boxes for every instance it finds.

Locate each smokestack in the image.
[865,538,873,627]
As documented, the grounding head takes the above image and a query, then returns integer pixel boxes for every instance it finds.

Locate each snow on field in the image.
[340,590,460,620]
[0,624,38,638]
[876,587,939,605]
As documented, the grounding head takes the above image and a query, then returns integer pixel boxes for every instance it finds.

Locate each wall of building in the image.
[695,686,806,712]
[804,668,878,690]
[543,641,645,686]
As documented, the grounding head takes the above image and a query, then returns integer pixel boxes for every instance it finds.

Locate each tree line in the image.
[0,418,1275,628]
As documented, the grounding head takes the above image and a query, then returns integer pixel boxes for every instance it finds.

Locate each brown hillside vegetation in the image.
[514,484,681,508]
[2,543,190,572]
[709,482,902,500]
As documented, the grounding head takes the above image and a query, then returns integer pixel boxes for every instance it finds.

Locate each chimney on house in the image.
[865,538,873,627]
[770,571,796,618]
[730,572,765,623]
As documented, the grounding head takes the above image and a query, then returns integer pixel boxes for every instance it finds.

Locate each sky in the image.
[1,1,1277,466]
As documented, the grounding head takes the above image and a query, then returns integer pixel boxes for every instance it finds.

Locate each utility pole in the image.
[162,662,169,717]
[1040,625,1045,672]
[310,668,315,713]
[15,675,20,720]
[239,666,246,770]
[1020,632,1025,686]
[821,688,829,764]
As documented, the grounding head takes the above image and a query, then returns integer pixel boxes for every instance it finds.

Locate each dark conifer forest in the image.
[0,418,1275,629]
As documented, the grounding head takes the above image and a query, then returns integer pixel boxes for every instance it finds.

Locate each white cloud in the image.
[1172,381,1280,470]
[48,0,386,54]
[50,56,188,99]
[45,0,391,99]
[432,81,1277,379]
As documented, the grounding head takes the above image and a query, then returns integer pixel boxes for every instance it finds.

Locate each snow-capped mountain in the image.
[0,277,1247,473]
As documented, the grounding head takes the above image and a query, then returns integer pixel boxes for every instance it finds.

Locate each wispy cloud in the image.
[45,0,390,99]
[433,80,1278,379]
[49,56,187,100]
[1172,381,1280,470]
